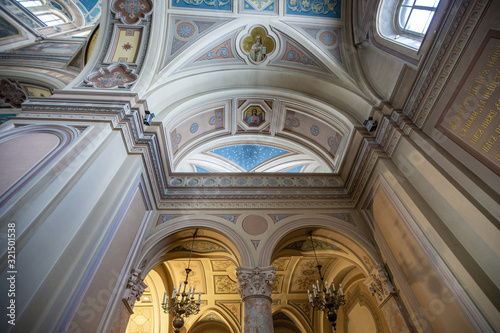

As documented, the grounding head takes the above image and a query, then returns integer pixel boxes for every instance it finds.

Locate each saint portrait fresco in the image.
[242,26,275,63]
[243,107,265,126]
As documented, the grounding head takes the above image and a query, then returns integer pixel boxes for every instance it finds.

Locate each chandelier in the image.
[162,229,201,333]
[307,231,346,331]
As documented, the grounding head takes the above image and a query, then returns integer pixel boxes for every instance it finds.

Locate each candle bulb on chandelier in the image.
[198,292,201,303]
[332,280,335,291]
[172,286,176,298]
[339,283,344,295]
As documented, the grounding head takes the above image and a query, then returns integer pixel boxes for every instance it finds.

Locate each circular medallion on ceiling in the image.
[242,215,268,236]
[177,22,195,38]
[310,125,319,136]
[190,122,198,133]
[319,31,336,47]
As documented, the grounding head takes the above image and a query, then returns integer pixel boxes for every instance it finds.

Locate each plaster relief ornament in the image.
[111,0,153,25]
[242,27,275,63]
[86,64,138,89]
[364,264,397,305]
[122,268,148,314]
[237,266,276,299]
[0,79,26,108]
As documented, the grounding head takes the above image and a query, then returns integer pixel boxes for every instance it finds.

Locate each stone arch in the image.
[188,307,239,333]
[116,224,250,333]
[272,307,312,333]
[138,219,253,273]
[259,217,382,271]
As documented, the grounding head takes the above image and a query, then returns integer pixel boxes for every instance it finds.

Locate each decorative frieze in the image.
[122,269,148,314]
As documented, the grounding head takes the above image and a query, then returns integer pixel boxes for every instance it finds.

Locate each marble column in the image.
[364,265,415,333]
[237,266,276,333]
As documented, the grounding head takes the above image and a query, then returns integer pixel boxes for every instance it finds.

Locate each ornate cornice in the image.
[18,92,396,209]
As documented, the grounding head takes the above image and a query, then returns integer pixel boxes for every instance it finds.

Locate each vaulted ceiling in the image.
[1,0,385,202]
[88,0,382,174]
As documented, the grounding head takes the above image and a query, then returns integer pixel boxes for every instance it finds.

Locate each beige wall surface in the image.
[370,185,476,333]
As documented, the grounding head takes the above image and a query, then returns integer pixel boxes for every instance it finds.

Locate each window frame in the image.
[396,0,440,38]
[15,0,70,27]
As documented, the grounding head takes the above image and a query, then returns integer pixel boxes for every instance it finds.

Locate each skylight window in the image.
[398,0,440,35]
[37,13,65,26]
[17,0,43,7]
[15,0,68,26]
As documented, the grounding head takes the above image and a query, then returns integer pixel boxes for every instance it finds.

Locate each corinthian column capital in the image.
[122,268,148,314]
[364,264,397,305]
[236,266,276,300]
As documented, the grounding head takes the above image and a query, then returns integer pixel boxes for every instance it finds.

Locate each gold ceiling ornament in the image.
[306,231,346,331]
[162,229,201,333]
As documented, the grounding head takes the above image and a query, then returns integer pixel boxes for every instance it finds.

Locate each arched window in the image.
[376,0,444,54]
[15,0,69,27]
[398,0,440,36]
[37,13,65,26]
[17,0,43,7]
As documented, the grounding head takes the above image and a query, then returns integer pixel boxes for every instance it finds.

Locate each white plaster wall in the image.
[357,42,404,101]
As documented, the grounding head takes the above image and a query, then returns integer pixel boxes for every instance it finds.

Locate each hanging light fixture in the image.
[306,230,346,331]
[162,229,201,333]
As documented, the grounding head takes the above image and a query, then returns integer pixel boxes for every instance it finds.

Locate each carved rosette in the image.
[364,264,397,306]
[236,266,276,301]
[122,268,148,314]
[111,0,153,24]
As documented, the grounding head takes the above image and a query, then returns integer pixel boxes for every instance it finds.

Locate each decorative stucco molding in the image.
[19,92,390,208]
[0,78,26,108]
[111,0,153,25]
[122,268,148,314]
[364,264,397,306]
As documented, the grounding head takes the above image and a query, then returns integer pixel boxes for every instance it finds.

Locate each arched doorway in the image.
[125,228,242,333]
[268,227,389,333]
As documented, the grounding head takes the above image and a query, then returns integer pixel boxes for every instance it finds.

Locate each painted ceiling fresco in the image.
[1,0,354,175]
[73,0,102,23]
[209,145,289,171]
